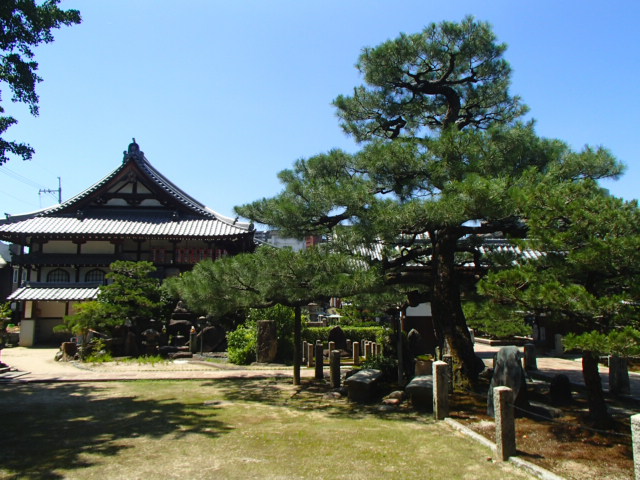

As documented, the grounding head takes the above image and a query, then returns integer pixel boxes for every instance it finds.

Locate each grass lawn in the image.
[0,378,532,479]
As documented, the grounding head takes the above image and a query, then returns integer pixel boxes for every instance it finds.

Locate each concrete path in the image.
[3,343,640,401]
[474,341,640,400]
[0,346,314,382]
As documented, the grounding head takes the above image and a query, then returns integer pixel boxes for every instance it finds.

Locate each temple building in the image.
[0,140,255,345]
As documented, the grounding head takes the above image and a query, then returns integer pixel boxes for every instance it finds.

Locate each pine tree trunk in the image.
[293,305,302,386]
[430,229,480,388]
[581,351,611,427]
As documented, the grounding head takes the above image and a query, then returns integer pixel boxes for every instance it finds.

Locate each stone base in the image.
[406,375,433,411]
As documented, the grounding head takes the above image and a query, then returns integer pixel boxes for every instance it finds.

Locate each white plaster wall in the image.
[82,241,114,254]
[19,319,35,346]
[406,302,432,317]
[38,301,66,317]
[42,240,76,254]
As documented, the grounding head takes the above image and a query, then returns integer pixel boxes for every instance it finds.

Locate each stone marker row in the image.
[302,340,382,368]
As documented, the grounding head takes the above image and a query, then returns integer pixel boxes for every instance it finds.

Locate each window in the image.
[46,268,70,283]
[85,269,106,283]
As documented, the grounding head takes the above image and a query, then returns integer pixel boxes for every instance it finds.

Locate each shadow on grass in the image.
[203,376,428,422]
[0,382,232,480]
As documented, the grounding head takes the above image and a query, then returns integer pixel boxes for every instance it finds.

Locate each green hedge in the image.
[302,326,390,349]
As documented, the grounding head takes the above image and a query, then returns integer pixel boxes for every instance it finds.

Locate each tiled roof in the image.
[8,285,100,301]
[0,141,252,238]
[0,216,250,239]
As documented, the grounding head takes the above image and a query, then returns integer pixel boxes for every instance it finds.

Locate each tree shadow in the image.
[203,376,428,422]
[0,382,232,479]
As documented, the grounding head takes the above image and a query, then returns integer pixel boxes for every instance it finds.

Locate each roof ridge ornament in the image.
[123,138,144,163]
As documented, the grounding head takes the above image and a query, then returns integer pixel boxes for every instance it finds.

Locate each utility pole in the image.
[39,177,62,204]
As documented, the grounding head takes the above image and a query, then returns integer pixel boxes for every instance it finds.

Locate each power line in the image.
[0,166,48,190]
[0,189,39,209]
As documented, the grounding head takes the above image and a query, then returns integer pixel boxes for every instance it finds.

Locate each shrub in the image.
[227,322,257,365]
[84,338,113,363]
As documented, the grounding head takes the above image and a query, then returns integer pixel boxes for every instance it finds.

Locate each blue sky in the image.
[1,1,638,218]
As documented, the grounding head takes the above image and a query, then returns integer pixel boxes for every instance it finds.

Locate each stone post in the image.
[189,329,198,354]
[554,334,564,355]
[610,355,631,395]
[631,414,640,479]
[314,344,324,380]
[302,341,308,363]
[328,341,336,353]
[307,343,315,367]
[494,386,516,461]
[442,354,454,393]
[433,361,449,420]
[360,340,366,358]
[365,342,372,360]
[346,339,352,353]
[353,341,361,366]
[330,350,341,388]
[523,343,537,371]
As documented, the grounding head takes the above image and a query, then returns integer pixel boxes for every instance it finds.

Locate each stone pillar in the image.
[442,354,454,393]
[353,341,361,366]
[302,341,308,363]
[631,414,640,479]
[314,344,324,380]
[346,339,352,353]
[554,334,564,355]
[328,341,336,353]
[330,350,341,388]
[256,320,278,363]
[523,343,537,371]
[360,340,366,358]
[610,355,631,395]
[365,342,372,360]
[433,361,449,420]
[494,386,516,461]
[307,343,315,368]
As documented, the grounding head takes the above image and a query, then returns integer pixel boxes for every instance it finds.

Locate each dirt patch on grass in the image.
[449,378,635,480]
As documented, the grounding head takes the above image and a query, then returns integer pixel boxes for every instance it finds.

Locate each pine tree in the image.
[173,246,378,385]
[477,180,640,424]
[236,18,622,386]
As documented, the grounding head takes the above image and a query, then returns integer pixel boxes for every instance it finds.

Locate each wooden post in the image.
[610,355,631,395]
[330,350,341,388]
[314,344,324,380]
[523,343,537,371]
[307,343,314,367]
[494,386,516,461]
